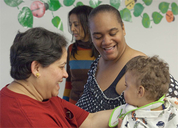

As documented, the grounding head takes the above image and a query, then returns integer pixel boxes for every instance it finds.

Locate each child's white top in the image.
[109,97,178,128]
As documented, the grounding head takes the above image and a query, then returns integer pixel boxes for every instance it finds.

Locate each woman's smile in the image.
[103,45,116,54]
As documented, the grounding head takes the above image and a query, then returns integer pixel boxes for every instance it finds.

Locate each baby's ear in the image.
[138,85,145,98]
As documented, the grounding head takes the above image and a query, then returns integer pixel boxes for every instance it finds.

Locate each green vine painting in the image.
[4,0,178,31]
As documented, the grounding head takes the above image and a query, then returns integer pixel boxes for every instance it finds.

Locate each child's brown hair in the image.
[126,56,170,101]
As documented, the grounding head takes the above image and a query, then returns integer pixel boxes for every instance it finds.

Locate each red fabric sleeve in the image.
[61,98,89,127]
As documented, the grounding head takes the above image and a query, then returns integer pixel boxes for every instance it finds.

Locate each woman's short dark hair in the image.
[10,27,67,80]
[88,4,123,26]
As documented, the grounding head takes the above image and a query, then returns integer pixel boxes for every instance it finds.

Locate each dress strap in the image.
[111,65,126,87]
[103,65,126,98]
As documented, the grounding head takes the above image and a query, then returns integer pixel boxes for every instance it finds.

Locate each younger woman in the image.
[63,5,99,104]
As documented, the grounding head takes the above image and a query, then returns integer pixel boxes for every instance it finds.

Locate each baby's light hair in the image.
[126,56,170,100]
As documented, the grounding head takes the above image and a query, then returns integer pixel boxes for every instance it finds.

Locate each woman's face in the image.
[89,12,126,61]
[69,14,88,42]
[36,47,68,100]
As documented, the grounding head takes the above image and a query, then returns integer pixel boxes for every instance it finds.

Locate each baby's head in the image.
[124,56,170,106]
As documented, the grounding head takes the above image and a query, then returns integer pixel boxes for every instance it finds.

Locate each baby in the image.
[109,56,178,128]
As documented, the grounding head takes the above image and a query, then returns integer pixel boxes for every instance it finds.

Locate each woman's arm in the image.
[80,109,113,128]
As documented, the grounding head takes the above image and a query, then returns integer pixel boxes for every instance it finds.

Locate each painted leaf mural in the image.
[159,2,170,14]
[133,3,144,17]
[89,0,102,8]
[52,16,63,31]
[142,13,151,28]
[3,0,178,29]
[142,0,152,6]
[76,1,84,6]
[41,0,62,11]
[152,12,163,24]
[120,8,132,22]
[171,2,178,15]
[18,7,33,28]
[110,0,121,9]
[63,0,75,6]
[4,0,23,7]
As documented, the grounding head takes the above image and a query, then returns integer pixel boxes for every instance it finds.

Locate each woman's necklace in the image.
[13,80,37,100]
[13,80,26,87]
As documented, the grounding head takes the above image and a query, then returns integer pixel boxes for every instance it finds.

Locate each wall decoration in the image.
[4,0,178,30]
[110,0,121,9]
[125,0,136,10]
[18,6,33,28]
[30,1,49,18]
[166,10,175,22]
[121,1,178,28]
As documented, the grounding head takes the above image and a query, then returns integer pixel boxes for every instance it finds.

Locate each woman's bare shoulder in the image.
[129,48,147,58]
[134,50,147,57]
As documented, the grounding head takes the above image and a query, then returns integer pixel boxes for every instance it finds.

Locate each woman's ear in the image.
[138,85,145,98]
[122,23,126,36]
[31,61,41,78]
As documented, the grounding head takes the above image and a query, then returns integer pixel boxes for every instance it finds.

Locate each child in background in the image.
[109,56,178,128]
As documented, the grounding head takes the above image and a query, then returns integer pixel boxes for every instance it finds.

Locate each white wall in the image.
[0,0,178,98]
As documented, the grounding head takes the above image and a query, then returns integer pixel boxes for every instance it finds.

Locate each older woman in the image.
[0,27,114,128]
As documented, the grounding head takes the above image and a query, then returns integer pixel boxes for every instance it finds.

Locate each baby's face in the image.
[124,71,139,106]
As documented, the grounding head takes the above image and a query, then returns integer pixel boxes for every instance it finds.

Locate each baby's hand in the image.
[117,118,123,128]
